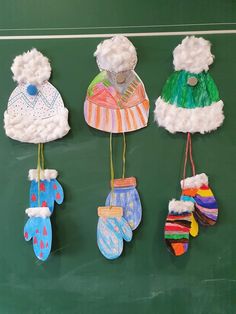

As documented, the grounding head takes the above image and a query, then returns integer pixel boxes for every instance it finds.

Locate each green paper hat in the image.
[154,36,224,134]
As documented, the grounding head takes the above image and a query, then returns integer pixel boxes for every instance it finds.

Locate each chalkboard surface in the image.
[0,1,236,314]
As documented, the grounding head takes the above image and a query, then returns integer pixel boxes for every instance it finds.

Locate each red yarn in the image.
[182,133,196,189]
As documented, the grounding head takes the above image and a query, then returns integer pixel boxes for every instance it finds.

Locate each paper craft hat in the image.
[154,36,224,134]
[84,35,149,133]
[4,49,70,143]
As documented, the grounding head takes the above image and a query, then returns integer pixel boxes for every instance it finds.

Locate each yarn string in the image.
[36,143,45,206]
[37,144,41,206]
[188,133,196,176]
[182,133,196,190]
[109,133,115,208]
[122,133,126,179]
[40,143,44,170]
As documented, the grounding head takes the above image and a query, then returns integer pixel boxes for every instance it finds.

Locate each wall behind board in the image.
[0,1,236,314]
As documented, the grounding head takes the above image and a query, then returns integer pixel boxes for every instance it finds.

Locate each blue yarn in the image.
[27,84,38,96]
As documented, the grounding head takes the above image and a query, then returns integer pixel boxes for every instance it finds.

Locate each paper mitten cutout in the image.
[105,177,142,230]
[181,173,218,226]
[164,200,194,256]
[24,169,64,261]
[84,35,149,133]
[97,206,132,260]
[154,36,224,134]
[24,217,52,261]
[4,48,70,144]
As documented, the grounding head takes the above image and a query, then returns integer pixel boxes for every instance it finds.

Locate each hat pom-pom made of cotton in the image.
[11,48,51,85]
[94,35,138,73]
[173,36,214,74]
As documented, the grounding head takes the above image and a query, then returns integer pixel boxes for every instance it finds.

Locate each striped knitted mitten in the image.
[164,199,194,256]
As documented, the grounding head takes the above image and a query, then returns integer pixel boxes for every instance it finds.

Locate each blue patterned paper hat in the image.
[4,48,70,143]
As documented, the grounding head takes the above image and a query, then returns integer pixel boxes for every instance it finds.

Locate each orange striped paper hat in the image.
[84,36,149,133]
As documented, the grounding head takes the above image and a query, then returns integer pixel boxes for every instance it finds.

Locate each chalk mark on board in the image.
[134,290,164,301]
[202,278,236,283]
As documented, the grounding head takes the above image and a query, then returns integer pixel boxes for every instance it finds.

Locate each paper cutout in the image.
[181,173,218,227]
[4,48,70,144]
[154,37,223,256]
[4,49,69,261]
[24,217,52,261]
[164,200,194,256]
[84,36,148,259]
[190,214,199,237]
[84,71,149,133]
[97,206,132,260]
[105,177,142,230]
[154,36,224,134]
[24,171,64,261]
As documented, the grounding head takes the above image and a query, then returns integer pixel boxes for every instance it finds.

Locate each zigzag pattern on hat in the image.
[8,89,60,110]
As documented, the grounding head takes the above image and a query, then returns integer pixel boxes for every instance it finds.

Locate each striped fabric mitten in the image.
[181,173,218,226]
[105,177,142,230]
[97,206,132,260]
[164,200,194,256]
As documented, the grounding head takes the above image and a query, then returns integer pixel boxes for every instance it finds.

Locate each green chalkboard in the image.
[0,1,236,314]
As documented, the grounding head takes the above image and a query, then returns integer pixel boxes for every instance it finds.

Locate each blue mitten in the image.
[24,169,64,261]
[97,206,132,260]
[24,216,52,261]
[105,177,142,230]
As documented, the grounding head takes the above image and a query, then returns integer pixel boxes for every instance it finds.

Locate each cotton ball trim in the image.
[28,169,58,182]
[94,35,137,73]
[173,36,214,74]
[168,199,194,214]
[180,173,208,189]
[154,97,224,134]
[4,107,70,144]
[11,48,51,85]
[25,207,51,218]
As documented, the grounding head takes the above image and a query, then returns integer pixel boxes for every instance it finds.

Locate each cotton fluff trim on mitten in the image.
[94,35,137,73]
[181,173,208,189]
[28,169,58,181]
[25,207,51,218]
[168,199,194,214]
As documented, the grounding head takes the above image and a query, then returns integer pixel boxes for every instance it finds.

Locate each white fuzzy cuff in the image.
[25,207,51,218]
[28,169,58,181]
[181,173,208,189]
[4,107,70,144]
[168,199,194,214]
[154,97,224,134]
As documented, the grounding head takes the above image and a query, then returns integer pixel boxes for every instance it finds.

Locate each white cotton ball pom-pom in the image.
[11,48,51,85]
[173,36,214,74]
[94,35,138,73]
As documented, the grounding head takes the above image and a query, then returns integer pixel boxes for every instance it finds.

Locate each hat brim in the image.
[4,107,70,144]
[154,97,224,134]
